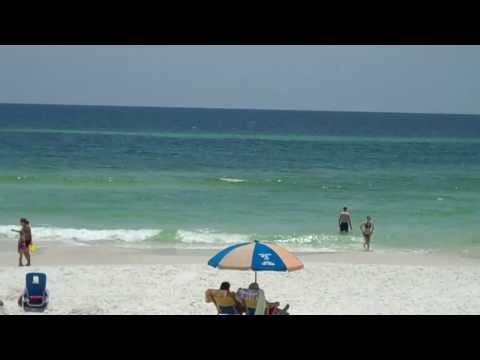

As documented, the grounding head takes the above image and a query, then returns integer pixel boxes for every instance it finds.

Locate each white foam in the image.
[219,177,246,183]
[0,225,160,243]
[177,229,249,244]
[276,233,363,245]
[0,225,366,253]
[176,231,363,253]
[288,247,338,253]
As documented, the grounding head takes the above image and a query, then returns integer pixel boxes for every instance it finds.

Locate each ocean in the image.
[1,103,480,252]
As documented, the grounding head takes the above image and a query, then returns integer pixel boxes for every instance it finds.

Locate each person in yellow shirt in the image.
[205,281,243,314]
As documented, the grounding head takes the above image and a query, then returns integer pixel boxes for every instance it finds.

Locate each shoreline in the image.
[1,242,480,268]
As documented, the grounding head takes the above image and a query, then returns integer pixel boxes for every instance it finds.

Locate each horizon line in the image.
[1,101,480,117]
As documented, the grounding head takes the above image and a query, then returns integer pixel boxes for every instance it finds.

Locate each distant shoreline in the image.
[1,102,480,117]
[1,243,479,268]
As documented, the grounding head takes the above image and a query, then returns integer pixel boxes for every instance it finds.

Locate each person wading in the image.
[360,216,375,251]
[338,207,352,233]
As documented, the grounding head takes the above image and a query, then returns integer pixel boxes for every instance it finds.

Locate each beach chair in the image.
[239,289,290,315]
[235,288,265,315]
[205,289,238,315]
[20,273,49,312]
[214,297,237,315]
[243,297,258,315]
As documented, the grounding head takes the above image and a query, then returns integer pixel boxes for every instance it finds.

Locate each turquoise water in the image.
[1,104,480,251]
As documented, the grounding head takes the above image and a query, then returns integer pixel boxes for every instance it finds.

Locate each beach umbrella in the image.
[208,240,303,282]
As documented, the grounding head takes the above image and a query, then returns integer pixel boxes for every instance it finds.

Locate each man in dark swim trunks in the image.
[338,207,352,233]
[360,216,375,251]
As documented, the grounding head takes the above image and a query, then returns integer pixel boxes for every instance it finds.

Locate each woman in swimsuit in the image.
[360,216,374,251]
[17,218,32,267]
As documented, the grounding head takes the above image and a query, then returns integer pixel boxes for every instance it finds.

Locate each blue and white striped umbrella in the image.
[208,240,303,281]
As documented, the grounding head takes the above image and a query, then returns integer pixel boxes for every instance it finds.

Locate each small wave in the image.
[0,225,160,243]
[177,229,250,244]
[0,225,365,252]
[177,230,363,252]
[0,226,250,246]
[219,177,246,183]
[273,233,363,245]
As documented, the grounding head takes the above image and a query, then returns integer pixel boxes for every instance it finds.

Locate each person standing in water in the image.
[338,207,352,233]
[15,218,32,267]
[360,216,375,251]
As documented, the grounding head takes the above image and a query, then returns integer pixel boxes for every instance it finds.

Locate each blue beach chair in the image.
[20,273,49,312]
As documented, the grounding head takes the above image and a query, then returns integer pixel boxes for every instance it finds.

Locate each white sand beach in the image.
[1,245,480,315]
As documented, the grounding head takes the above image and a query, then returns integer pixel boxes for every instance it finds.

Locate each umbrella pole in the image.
[255,271,257,283]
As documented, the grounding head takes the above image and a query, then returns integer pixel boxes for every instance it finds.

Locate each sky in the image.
[1,45,479,114]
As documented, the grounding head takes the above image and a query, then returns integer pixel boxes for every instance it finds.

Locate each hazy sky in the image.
[1,45,479,114]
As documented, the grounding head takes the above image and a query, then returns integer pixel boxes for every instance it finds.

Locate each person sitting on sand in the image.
[360,216,375,251]
[236,283,289,315]
[338,207,352,233]
[205,281,244,314]
[15,218,32,267]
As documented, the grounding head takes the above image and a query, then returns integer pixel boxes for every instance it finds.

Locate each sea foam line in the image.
[219,177,247,183]
[0,225,160,243]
